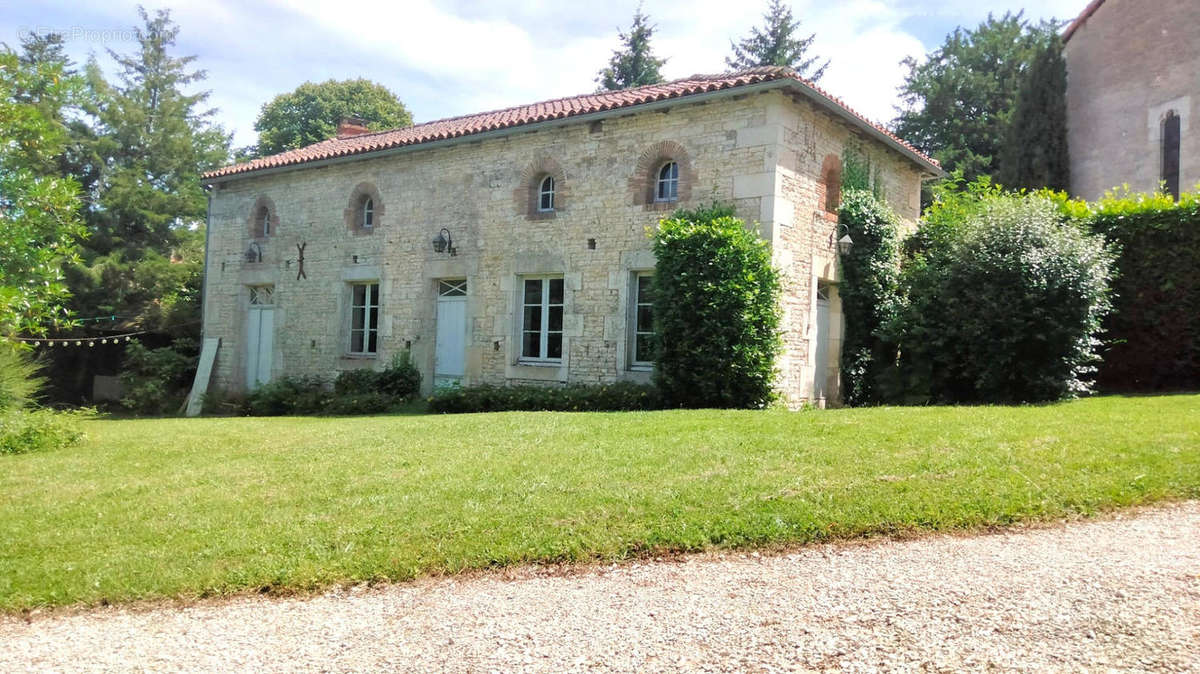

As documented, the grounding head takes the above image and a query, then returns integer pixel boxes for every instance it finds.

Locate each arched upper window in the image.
[538,175,555,212]
[820,154,843,214]
[361,197,374,229]
[656,161,679,202]
[344,182,382,234]
[248,196,278,239]
[1163,111,1181,200]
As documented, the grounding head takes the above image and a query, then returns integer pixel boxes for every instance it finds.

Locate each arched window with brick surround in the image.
[1163,111,1181,200]
[820,154,842,215]
[514,157,566,220]
[248,195,279,239]
[656,161,679,202]
[344,182,383,234]
[631,141,695,210]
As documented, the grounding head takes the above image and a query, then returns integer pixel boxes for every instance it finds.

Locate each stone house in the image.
[199,67,938,406]
[1064,0,1199,200]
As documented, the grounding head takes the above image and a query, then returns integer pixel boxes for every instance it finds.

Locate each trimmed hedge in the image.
[1086,190,1200,390]
[428,382,661,414]
[651,204,781,408]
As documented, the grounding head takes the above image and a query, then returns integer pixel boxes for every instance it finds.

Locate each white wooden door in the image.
[434,280,468,387]
[246,285,275,389]
[813,283,831,400]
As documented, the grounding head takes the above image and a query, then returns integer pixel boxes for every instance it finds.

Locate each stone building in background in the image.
[1064,0,1200,200]
[199,67,938,407]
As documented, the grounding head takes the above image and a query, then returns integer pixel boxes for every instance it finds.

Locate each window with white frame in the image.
[520,277,564,362]
[361,197,374,229]
[348,282,379,355]
[631,272,655,368]
[656,161,679,202]
[538,175,555,212]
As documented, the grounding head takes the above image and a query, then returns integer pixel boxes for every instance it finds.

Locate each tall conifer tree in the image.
[596,5,667,91]
[726,0,828,81]
[998,35,1070,191]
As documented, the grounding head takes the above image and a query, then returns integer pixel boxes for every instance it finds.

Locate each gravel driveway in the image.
[3,501,1198,672]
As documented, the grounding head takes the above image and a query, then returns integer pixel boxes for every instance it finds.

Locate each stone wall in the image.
[203,89,924,405]
[1064,0,1200,200]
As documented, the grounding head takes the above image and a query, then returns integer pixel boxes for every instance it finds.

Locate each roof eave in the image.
[205,77,940,185]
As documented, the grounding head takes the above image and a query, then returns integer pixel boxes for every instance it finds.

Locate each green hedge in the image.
[226,352,422,417]
[429,382,661,414]
[1087,190,1200,390]
[651,204,781,408]
[891,191,1113,403]
[837,189,901,405]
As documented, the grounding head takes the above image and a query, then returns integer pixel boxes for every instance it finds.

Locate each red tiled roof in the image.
[204,66,939,180]
[1063,0,1106,42]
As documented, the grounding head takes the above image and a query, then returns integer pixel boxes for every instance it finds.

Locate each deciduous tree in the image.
[252,79,412,157]
[893,12,1056,183]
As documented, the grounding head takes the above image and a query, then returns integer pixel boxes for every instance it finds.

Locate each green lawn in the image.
[1,394,1197,611]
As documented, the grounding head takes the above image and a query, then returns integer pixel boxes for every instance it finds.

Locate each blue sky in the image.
[1,0,1090,149]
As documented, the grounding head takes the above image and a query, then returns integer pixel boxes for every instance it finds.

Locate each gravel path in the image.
[3,502,1199,672]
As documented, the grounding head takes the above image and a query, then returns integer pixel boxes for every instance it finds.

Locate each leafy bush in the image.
[241,352,421,417]
[333,351,421,399]
[892,193,1113,402]
[0,346,43,412]
[0,408,88,455]
[376,351,422,399]
[429,382,661,414]
[1086,189,1200,390]
[651,203,781,408]
[119,338,199,415]
[837,189,901,405]
[242,375,330,416]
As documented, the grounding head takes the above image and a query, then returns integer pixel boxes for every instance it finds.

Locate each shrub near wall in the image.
[837,189,901,405]
[651,204,781,408]
[893,193,1113,403]
[1087,190,1200,390]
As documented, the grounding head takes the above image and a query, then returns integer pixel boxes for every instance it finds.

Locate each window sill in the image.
[516,359,563,368]
[341,353,378,360]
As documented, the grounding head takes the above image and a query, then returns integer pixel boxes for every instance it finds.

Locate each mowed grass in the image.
[1,394,1197,611]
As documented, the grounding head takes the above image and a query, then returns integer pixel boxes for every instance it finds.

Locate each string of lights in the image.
[15,320,202,348]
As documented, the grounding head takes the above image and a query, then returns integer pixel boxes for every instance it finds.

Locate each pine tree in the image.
[66,8,229,334]
[596,5,667,92]
[726,0,828,81]
[998,35,1069,191]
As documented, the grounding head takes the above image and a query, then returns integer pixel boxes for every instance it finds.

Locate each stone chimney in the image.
[336,116,370,139]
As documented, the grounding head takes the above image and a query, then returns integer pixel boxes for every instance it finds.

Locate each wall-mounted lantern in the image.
[834,223,854,256]
[432,228,457,256]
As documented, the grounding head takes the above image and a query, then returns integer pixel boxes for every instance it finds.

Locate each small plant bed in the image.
[0,394,1196,611]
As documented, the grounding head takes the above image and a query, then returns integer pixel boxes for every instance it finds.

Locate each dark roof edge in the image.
[1063,0,1106,43]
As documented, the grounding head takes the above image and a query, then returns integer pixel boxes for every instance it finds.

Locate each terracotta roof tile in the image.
[204,66,939,180]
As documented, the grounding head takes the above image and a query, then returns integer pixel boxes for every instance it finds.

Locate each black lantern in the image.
[834,224,854,256]
[432,228,456,256]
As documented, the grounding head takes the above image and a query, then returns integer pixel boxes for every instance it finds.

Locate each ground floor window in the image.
[520,276,564,362]
[349,282,379,355]
[631,272,655,368]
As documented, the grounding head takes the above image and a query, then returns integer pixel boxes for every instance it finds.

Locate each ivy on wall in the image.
[837,188,901,406]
